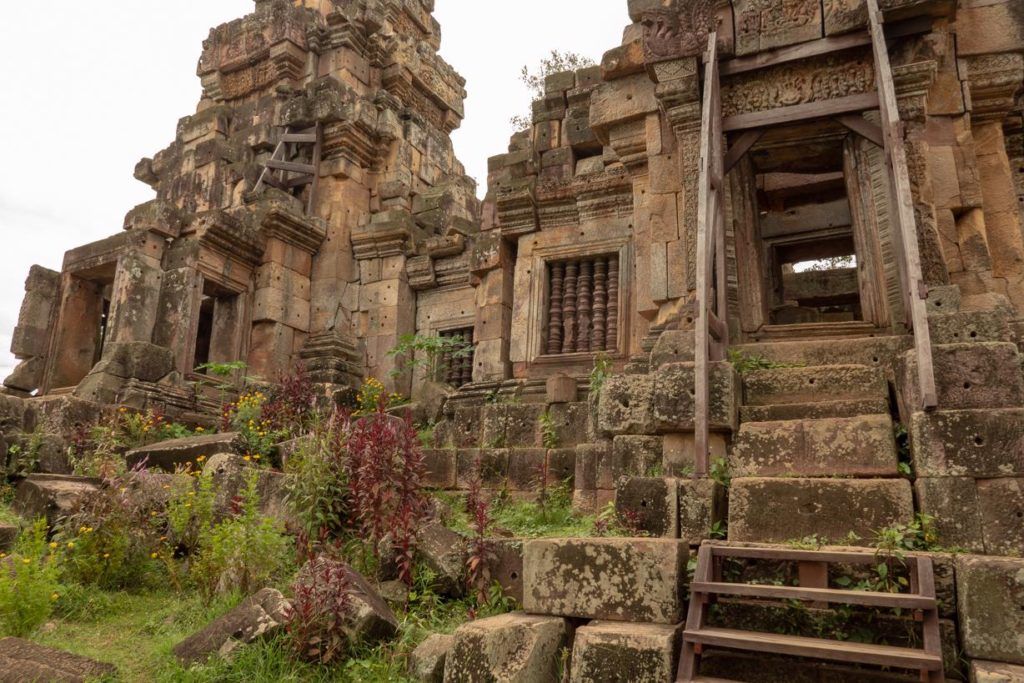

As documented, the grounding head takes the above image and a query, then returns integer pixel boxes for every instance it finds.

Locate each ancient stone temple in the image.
[4,0,1024,679]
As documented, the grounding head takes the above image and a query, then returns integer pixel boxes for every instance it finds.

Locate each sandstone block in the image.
[456,449,508,489]
[101,342,175,382]
[731,414,897,477]
[662,432,726,477]
[616,477,679,538]
[0,638,116,683]
[729,478,915,545]
[173,588,291,665]
[523,538,688,623]
[126,432,241,471]
[909,409,1024,478]
[597,374,655,435]
[410,633,453,683]
[547,402,589,448]
[545,448,576,487]
[739,398,890,422]
[574,442,607,490]
[423,449,457,489]
[744,365,887,406]
[417,521,467,598]
[971,660,1024,682]
[507,449,545,491]
[487,538,525,604]
[443,613,569,683]
[957,555,1024,665]
[679,478,727,545]
[651,361,739,433]
[902,343,1024,411]
[569,621,680,683]
[650,329,695,368]
[914,477,986,553]
[605,435,662,488]
[0,524,17,552]
[545,374,578,404]
[977,478,1024,557]
[444,406,482,448]
[929,310,1012,345]
[13,474,100,526]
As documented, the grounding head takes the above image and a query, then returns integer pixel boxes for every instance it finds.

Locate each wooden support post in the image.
[867,0,938,410]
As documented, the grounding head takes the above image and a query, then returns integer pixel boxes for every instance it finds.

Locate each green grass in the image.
[0,504,21,527]
[436,487,598,539]
[22,577,486,682]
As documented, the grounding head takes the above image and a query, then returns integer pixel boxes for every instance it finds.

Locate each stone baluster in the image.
[606,256,619,351]
[547,262,564,355]
[592,257,607,351]
[461,331,474,387]
[577,259,593,352]
[562,260,578,353]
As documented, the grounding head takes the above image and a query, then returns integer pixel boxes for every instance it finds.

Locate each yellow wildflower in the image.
[243,455,252,462]
[103,553,110,559]
[49,542,58,549]
[196,455,206,462]
[22,558,31,565]
[195,427,205,433]
[51,593,59,601]
[66,542,75,550]
[151,552,159,559]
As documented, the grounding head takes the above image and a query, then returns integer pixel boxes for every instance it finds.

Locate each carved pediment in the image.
[640,1,716,63]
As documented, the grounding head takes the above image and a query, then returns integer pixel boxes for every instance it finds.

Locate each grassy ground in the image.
[436,487,599,539]
[26,579,485,682]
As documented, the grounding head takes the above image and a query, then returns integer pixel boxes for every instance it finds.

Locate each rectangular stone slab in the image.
[523,537,688,624]
[570,621,680,683]
[729,478,914,545]
[957,555,1024,665]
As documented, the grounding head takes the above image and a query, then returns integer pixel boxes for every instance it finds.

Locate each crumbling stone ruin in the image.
[3,0,1024,681]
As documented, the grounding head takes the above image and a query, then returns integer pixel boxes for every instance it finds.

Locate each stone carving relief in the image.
[640,1,715,63]
[721,50,876,117]
[734,0,823,55]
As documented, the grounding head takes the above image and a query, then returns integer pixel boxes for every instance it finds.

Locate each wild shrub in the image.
[0,519,62,636]
[71,407,195,477]
[262,365,318,438]
[191,470,291,601]
[284,415,349,537]
[225,389,285,463]
[346,404,427,584]
[166,470,217,557]
[466,497,496,605]
[286,557,353,664]
[56,468,167,589]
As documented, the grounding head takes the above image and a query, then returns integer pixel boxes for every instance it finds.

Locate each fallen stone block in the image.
[909,409,1024,478]
[410,633,453,683]
[416,521,467,598]
[0,524,17,551]
[729,478,915,545]
[201,453,295,528]
[126,432,241,471]
[12,474,100,525]
[486,538,524,604]
[570,621,680,683]
[971,660,1024,682]
[173,588,291,665]
[0,638,116,683]
[443,612,569,683]
[524,537,688,624]
[957,555,1024,665]
[732,414,897,477]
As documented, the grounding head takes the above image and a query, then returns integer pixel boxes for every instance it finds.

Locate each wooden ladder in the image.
[677,543,945,682]
[253,124,323,215]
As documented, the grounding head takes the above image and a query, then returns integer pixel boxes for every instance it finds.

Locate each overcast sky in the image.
[0,1,625,381]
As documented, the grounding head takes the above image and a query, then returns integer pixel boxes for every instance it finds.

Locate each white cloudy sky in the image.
[0,1,625,380]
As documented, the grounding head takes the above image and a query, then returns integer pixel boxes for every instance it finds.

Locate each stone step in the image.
[908,408,1024,478]
[729,478,914,546]
[739,397,890,422]
[743,365,888,407]
[731,336,908,373]
[928,310,1012,345]
[731,414,898,478]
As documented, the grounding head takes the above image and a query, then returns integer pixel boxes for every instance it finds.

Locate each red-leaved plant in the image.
[466,496,496,605]
[345,399,427,584]
[262,364,318,437]
[286,556,353,664]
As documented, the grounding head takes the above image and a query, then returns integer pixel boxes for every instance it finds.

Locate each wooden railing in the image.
[693,33,729,478]
[867,0,938,410]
